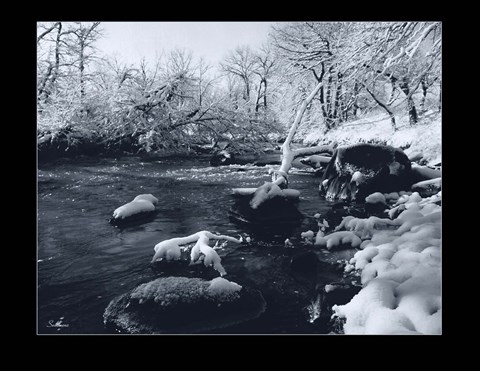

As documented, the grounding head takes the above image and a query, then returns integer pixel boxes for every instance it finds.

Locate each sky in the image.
[95,22,275,68]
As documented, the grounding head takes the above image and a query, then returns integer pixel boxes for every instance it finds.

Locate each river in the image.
[38,155,349,334]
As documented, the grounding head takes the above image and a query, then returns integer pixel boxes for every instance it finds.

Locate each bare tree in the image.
[66,22,103,100]
[221,46,257,102]
[349,22,442,125]
[252,45,276,112]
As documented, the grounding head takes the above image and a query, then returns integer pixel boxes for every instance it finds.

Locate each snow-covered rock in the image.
[411,164,442,182]
[250,182,301,209]
[365,192,386,204]
[230,183,304,230]
[301,230,315,239]
[332,191,442,334]
[411,178,441,197]
[133,194,159,205]
[232,187,300,200]
[152,231,242,276]
[103,276,266,334]
[111,194,158,222]
[315,231,362,250]
[319,143,412,201]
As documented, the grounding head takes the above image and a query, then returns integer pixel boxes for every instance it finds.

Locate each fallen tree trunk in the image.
[271,81,336,188]
[229,81,336,227]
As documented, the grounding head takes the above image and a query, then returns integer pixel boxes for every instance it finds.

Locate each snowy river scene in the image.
[37,21,442,335]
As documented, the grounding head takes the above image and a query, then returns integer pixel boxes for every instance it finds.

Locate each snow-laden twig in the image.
[151,231,243,276]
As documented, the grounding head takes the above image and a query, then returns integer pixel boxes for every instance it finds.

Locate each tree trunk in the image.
[420,77,428,114]
[198,77,203,107]
[271,81,335,188]
[79,39,85,100]
[243,77,250,101]
[255,80,263,112]
[332,73,343,125]
[438,80,442,112]
[263,79,267,108]
[319,85,328,125]
[325,73,333,128]
[352,82,359,118]
[38,23,62,103]
[38,64,53,101]
[399,79,417,125]
[387,77,397,106]
[51,23,62,86]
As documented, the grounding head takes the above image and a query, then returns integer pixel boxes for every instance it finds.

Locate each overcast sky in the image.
[95,22,275,67]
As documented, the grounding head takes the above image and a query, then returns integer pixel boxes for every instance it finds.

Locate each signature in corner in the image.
[46,318,69,328]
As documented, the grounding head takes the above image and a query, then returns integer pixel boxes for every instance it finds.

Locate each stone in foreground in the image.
[104,276,266,334]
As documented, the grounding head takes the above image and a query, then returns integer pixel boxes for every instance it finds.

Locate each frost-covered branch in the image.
[272,81,324,187]
[151,231,243,276]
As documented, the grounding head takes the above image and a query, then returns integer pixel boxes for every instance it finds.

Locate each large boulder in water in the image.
[103,276,266,334]
[229,183,304,235]
[319,143,412,201]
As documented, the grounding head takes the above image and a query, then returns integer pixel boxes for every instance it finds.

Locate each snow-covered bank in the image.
[302,110,441,166]
[331,191,441,334]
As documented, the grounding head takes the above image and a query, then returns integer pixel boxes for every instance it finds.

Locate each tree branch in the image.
[37,22,60,43]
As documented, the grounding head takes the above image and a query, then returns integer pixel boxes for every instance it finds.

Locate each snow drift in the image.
[332,191,442,334]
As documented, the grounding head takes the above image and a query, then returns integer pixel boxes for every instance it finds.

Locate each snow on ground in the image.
[331,191,442,334]
[303,110,441,166]
[315,230,362,250]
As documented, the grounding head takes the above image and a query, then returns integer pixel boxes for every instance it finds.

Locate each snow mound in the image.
[301,230,315,239]
[232,188,258,196]
[315,231,362,250]
[384,192,399,202]
[412,164,442,181]
[365,192,386,204]
[208,277,242,299]
[112,197,156,219]
[133,194,159,205]
[325,284,338,293]
[332,191,441,334]
[232,187,300,200]
[249,182,300,209]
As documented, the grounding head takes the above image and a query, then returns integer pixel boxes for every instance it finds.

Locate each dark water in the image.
[38,156,343,334]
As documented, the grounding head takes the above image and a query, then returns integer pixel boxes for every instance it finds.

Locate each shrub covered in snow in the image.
[332,191,442,334]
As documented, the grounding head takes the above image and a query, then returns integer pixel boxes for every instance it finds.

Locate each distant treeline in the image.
[37,22,441,160]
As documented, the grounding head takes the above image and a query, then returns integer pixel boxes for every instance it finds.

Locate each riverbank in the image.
[301,110,442,167]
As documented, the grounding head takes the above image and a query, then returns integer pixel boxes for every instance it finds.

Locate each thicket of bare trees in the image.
[37,21,441,159]
[270,22,441,133]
